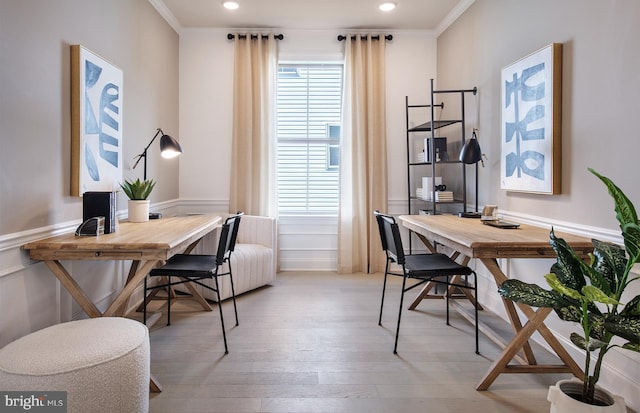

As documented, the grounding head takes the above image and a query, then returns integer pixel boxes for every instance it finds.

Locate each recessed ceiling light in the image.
[379,2,397,12]
[222,1,239,10]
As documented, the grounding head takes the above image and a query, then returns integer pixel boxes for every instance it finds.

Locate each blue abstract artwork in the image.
[71,45,123,196]
[500,44,562,194]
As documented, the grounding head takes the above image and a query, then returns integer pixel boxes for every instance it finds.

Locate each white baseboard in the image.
[279,258,336,271]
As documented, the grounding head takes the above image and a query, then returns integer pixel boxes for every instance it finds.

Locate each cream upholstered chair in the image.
[186,214,276,301]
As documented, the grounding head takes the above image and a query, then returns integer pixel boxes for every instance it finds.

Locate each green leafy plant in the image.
[498,168,640,405]
[119,178,156,200]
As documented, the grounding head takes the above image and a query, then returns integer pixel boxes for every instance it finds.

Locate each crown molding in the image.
[148,0,183,34]
[435,0,476,37]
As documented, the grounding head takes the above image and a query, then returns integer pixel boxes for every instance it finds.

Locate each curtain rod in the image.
[337,34,393,41]
[227,33,284,40]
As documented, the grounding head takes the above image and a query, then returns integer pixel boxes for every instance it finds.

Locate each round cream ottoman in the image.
[0,317,149,413]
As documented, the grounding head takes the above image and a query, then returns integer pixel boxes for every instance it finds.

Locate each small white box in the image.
[422,176,442,193]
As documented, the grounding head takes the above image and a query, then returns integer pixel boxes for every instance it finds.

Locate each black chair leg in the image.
[214,276,229,354]
[166,276,171,326]
[378,262,390,326]
[143,277,148,325]
[228,268,239,327]
[474,272,479,354]
[393,273,409,354]
[446,276,450,326]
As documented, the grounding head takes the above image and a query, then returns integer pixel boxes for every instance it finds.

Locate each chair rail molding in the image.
[0,219,81,278]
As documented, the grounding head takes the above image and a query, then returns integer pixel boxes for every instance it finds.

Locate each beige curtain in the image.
[338,35,388,274]
[229,34,278,216]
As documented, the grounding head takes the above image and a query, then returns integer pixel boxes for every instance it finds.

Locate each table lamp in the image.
[133,128,183,180]
[132,128,183,219]
[458,129,483,218]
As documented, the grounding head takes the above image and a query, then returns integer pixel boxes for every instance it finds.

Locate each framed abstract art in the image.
[71,45,123,196]
[500,43,562,194]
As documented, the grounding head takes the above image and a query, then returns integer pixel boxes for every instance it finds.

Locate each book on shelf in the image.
[421,190,454,202]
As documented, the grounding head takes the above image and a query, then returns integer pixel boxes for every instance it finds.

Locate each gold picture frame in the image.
[71,45,123,196]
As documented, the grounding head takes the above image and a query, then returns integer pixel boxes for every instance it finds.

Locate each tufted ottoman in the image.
[0,317,149,413]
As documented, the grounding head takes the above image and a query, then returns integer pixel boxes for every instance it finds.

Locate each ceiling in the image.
[151,0,474,33]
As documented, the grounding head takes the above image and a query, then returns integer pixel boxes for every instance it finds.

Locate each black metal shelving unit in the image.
[405,79,477,250]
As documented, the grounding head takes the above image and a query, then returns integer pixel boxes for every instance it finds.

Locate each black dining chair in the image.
[143,212,243,354]
[374,210,479,354]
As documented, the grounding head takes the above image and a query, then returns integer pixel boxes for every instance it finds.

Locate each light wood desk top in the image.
[23,214,222,261]
[399,214,593,259]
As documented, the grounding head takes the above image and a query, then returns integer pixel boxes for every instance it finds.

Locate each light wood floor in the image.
[143,272,574,413]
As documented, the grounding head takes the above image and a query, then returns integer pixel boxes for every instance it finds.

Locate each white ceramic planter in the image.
[548,379,626,413]
[127,200,150,223]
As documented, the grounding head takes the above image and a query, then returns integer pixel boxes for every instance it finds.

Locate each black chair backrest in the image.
[374,211,406,265]
[216,212,244,265]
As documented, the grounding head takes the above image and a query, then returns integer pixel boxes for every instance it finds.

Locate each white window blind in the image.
[276,64,343,215]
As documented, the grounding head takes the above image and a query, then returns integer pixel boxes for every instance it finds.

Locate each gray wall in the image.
[436,0,640,407]
[0,0,180,235]
[437,0,640,228]
[0,0,179,347]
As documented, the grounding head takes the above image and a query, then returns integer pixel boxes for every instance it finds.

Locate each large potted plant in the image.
[120,178,156,222]
[498,169,639,412]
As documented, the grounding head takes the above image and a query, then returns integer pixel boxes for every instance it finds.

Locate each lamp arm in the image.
[143,128,164,154]
[131,151,146,171]
[132,128,164,180]
[132,128,163,170]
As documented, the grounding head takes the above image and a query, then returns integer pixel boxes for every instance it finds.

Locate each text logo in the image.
[0,392,66,412]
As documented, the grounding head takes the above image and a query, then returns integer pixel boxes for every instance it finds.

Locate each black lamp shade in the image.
[459,136,482,164]
[160,134,183,159]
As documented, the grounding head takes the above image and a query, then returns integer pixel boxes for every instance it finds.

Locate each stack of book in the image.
[416,151,425,163]
[436,191,454,202]
[422,190,454,202]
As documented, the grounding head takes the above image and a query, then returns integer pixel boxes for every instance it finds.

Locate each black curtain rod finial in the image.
[337,34,393,41]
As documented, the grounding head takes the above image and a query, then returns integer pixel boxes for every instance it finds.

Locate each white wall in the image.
[178,29,438,269]
[178,30,234,204]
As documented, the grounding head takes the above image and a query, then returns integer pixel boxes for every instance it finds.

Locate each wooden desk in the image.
[398,214,593,390]
[22,214,222,392]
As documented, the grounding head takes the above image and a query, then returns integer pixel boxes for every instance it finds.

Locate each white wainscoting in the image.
[278,215,338,271]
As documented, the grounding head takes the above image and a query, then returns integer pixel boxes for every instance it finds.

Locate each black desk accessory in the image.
[83,191,117,233]
[459,211,482,218]
[75,217,105,236]
[483,220,520,229]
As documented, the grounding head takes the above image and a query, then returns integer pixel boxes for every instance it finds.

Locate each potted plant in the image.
[120,178,156,222]
[498,168,639,412]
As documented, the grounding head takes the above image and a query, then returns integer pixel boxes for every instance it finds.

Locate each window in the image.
[276,64,343,215]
